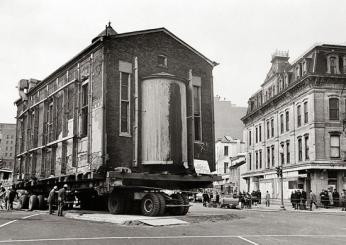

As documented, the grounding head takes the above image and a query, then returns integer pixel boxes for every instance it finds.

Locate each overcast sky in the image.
[1,0,346,123]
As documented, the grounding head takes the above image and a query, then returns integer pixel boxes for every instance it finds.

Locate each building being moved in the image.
[242,45,346,201]
[12,24,219,215]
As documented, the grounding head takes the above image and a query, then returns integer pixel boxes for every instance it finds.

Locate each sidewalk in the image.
[247,201,346,213]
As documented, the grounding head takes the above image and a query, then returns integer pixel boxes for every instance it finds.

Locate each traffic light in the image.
[276,166,283,177]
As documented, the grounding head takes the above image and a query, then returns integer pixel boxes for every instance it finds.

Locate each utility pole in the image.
[278,147,285,210]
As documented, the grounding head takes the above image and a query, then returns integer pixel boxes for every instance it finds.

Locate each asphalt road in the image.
[1,204,346,245]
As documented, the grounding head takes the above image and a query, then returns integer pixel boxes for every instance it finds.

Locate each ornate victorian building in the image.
[241,44,346,200]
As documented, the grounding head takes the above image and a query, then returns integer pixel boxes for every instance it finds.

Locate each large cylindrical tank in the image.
[141,76,187,168]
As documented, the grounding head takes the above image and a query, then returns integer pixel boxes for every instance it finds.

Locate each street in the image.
[1,204,346,245]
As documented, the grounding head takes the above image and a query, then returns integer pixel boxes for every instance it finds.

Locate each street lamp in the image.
[278,147,285,210]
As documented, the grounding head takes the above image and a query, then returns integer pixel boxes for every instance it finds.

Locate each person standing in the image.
[57,184,68,216]
[309,190,318,211]
[4,188,11,211]
[328,189,334,208]
[301,190,307,210]
[258,190,262,204]
[48,186,58,214]
[341,189,346,211]
[265,191,270,207]
[8,188,17,210]
[333,189,340,207]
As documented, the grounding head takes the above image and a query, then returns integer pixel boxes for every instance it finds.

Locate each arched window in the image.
[329,98,339,120]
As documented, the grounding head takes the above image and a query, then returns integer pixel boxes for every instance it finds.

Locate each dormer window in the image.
[343,56,346,73]
[296,64,301,80]
[157,55,167,67]
[302,60,307,75]
[327,55,340,74]
[284,73,289,87]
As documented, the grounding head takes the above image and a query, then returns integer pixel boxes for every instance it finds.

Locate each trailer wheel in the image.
[108,192,125,214]
[181,193,190,215]
[28,195,38,211]
[19,194,29,209]
[141,193,160,216]
[157,193,166,216]
[170,193,184,215]
[37,195,44,210]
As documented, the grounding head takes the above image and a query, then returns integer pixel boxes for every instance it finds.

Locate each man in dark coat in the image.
[57,184,68,216]
[8,188,17,210]
[295,190,302,210]
[333,189,340,207]
[301,190,307,210]
[48,186,58,214]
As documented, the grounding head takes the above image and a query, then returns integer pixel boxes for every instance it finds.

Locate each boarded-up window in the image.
[288,180,297,189]
[80,82,88,138]
[193,85,202,141]
[120,72,130,134]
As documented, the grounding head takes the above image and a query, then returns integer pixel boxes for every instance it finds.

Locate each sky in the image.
[1,0,346,123]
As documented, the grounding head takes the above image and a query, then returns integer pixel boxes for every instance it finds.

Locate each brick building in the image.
[14,24,217,182]
[242,45,346,201]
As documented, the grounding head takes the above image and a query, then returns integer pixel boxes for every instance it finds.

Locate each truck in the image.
[12,24,219,216]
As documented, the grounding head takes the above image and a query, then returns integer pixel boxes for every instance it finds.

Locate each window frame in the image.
[330,134,340,159]
[297,105,301,127]
[285,110,289,131]
[298,137,302,161]
[304,134,309,160]
[329,98,339,120]
[304,101,308,124]
[80,81,89,138]
[119,72,131,136]
[286,141,290,164]
[193,85,202,142]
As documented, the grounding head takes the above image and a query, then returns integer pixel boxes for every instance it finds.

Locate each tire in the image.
[141,193,160,216]
[181,193,190,215]
[108,192,125,214]
[157,193,166,216]
[20,194,29,209]
[28,195,38,211]
[37,195,44,210]
[170,193,184,215]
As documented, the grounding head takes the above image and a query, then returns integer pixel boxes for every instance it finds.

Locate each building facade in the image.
[242,45,346,201]
[214,136,245,193]
[214,96,247,140]
[14,24,217,182]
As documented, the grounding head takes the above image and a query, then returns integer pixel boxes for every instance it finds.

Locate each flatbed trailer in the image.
[13,171,219,216]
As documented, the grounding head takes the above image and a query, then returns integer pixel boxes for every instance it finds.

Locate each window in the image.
[271,119,274,137]
[193,86,202,141]
[224,162,228,174]
[286,141,290,164]
[304,101,308,124]
[302,60,307,75]
[330,134,340,158]
[267,147,270,168]
[224,146,229,156]
[285,111,289,131]
[280,114,284,134]
[249,130,252,146]
[298,137,302,161]
[80,82,89,138]
[296,65,301,79]
[157,55,167,67]
[330,56,337,74]
[343,56,346,73]
[288,180,298,189]
[249,153,252,170]
[329,98,339,120]
[120,72,130,135]
[259,150,262,169]
[47,102,54,142]
[255,151,258,169]
[280,143,284,165]
[271,145,275,167]
[267,121,270,139]
[259,125,262,142]
[297,105,301,127]
[255,127,258,143]
[305,135,309,160]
